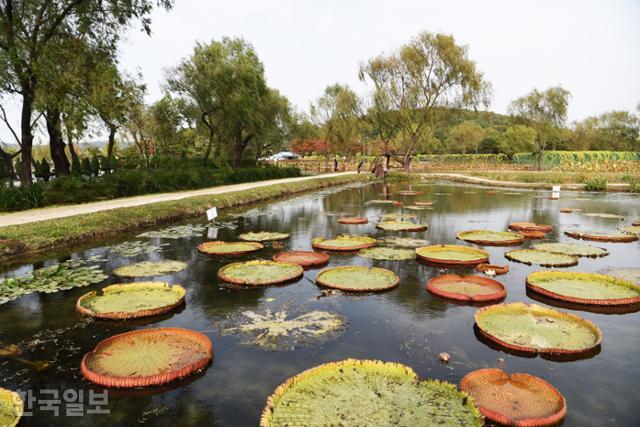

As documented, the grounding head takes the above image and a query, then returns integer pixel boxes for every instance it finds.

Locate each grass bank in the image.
[462,171,638,185]
[0,174,371,262]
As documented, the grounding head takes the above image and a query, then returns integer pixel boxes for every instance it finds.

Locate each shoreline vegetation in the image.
[0,174,370,264]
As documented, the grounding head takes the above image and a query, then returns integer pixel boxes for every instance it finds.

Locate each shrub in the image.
[585,178,607,191]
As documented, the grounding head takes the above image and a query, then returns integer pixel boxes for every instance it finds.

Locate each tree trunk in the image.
[19,91,35,186]
[233,132,253,167]
[46,109,70,176]
[107,123,117,161]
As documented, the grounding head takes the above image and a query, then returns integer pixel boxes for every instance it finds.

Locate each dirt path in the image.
[0,172,356,228]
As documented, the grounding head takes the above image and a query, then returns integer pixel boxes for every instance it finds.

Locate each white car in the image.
[266,151,300,161]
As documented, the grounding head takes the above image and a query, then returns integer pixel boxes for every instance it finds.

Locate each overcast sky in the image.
[2,0,639,144]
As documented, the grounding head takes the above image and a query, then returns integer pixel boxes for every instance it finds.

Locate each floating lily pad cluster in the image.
[113,260,188,278]
[138,224,207,239]
[260,359,483,427]
[0,258,107,306]
[219,309,346,350]
[107,240,167,257]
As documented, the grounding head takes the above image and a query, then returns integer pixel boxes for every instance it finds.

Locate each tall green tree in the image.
[446,121,485,154]
[360,31,491,170]
[0,0,172,185]
[508,86,571,170]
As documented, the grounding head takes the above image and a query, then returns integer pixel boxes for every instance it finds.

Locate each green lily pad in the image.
[381,213,417,221]
[457,230,524,246]
[505,250,578,267]
[107,241,167,257]
[619,225,640,235]
[599,268,640,286]
[527,271,640,306]
[312,235,376,251]
[532,243,608,258]
[218,260,303,286]
[77,282,186,319]
[582,213,624,220]
[564,229,638,243]
[475,302,602,354]
[377,236,430,248]
[138,224,207,239]
[358,247,416,260]
[260,359,482,427]
[365,199,395,205]
[376,221,428,232]
[113,261,187,278]
[0,387,23,427]
[416,245,489,266]
[239,231,290,242]
[316,266,399,292]
[198,241,264,255]
[220,309,346,350]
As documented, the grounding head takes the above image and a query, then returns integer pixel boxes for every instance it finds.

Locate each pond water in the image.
[1,181,639,426]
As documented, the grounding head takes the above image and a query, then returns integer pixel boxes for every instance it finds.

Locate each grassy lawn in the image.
[0,174,370,261]
[457,171,638,184]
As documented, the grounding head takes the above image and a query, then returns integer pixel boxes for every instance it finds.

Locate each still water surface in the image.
[1,181,639,426]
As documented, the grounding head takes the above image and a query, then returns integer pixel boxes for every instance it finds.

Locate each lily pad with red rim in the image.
[619,225,640,235]
[474,302,602,355]
[239,231,290,242]
[505,249,578,267]
[416,245,489,266]
[376,221,428,232]
[218,260,303,286]
[460,368,566,427]
[272,251,329,268]
[338,217,368,224]
[414,201,434,206]
[526,271,640,306]
[197,241,264,256]
[427,274,506,303]
[564,229,638,243]
[76,282,186,319]
[398,190,422,196]
[476,263,509,275]
[260,359,483,427]
[316,266,399,292]
[508,222,552,233]
[532,242,608,258]
[81,327,212,388]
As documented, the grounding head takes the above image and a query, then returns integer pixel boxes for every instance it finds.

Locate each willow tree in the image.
[0,0,172,185]
[508,86,571,170]
[360,32,491,171]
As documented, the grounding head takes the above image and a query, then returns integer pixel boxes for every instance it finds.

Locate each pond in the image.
[1,181,639,426]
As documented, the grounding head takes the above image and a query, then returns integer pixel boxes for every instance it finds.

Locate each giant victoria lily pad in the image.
[564,229,638,243]
[377,236,430,248]
[460,368,566,427]
[260,359,483,427]
[76,282,186,319]
[505,250,578,267]
[81,328,212,388]
[457,230,524,246]
[601,268,640,286]
[218,260,303,286]
[239,231,290,242]
[365,199,395,205]
[427,274,506,303]
[220,309,346,350]
[474,302,602,355]
[138,224,207,239]
[381,213,417,221]
[532,242,608,258]
[583,212,624,220]
[338,217,368,224]
[316,266,399,292]
[376,221,428,232]
[197,241,264,256]
[272,251,329,268]
[397,190,422,195]
[358,247,416,260]
[508,222,552,233]
[0,387,23,427]
[416,245,489,266]
[311,235,376,251]
[619,225,640,235]
[526,271,640,306]
[113,260,187,278]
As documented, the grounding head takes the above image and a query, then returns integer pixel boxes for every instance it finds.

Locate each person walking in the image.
[357,158,364,174]
[333,156,338,172]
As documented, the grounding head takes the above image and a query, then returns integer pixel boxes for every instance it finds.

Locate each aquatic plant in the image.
[217,260,303,286]
[474,302,602,355]
[338,217,368,224]
[107,240,167,257]
[460,368,566,427]
[416,245,489,266]
[600,268,640,286]
[81,328,212,388]
[220,309,346,350]
[475,264,509,275]
[113,260,187,278]
[397,190,422,195]
[381,213,417,221]
[376,221,428,232]
[365,199,395,204]
[508,222,552,233]
[76,282,186,319]
[427,274,506,302]
[311,235,376,251]
[619,225,640,235]
[505,250,578,267]
[582,212,624,220]
[239,232,290,242]
[564,229,638,243]
[456,230,524,246]
[532,242,608,258]
[316,266,399,292]
[357,247,416,260]
[260,359,483,427]
[197,241,264,256]
[138,224,207,239]
[0,258,107,306]
[377,236,430,248]
[414,201,435,206]
[526,271,640,306]
[272,251,329,268]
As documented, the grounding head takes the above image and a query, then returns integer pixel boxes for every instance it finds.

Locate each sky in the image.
[1,0,640,144]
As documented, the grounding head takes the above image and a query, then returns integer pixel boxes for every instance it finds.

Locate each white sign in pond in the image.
[207,207,218,221]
